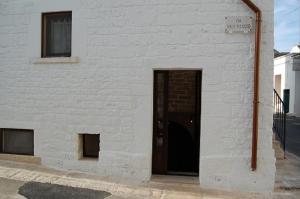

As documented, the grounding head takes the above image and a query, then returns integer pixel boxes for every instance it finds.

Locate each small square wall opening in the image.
[79,134,100,159]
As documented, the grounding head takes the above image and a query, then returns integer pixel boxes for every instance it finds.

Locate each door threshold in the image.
[151,174,199,185]
[167,171,199,177]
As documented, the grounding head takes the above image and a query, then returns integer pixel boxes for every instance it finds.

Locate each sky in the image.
[275,0,300,52]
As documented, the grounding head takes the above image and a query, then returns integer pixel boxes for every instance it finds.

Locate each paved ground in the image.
[286,116,300,157]
[18,181,111,199]
[0,177,25,199]
[0,178,113,199]
[274,152,300,199]
[0,178,123,199]
[0,158,299,199]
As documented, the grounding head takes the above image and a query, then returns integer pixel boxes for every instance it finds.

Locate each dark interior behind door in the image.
[152,70,201,176]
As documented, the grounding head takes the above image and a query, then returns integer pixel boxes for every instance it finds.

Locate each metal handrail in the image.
[273,89,287,157]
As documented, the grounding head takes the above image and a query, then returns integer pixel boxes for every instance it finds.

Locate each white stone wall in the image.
[274,57,287,97]
[285,59,296,114]
[0,0,275,192]
[295,72,300,116]
[274,56,298,115]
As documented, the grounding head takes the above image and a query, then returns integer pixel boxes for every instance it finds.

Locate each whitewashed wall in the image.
[274,56,300,115]
[0,0,275,192]
[274,57,286,97]
[294,71,300,116]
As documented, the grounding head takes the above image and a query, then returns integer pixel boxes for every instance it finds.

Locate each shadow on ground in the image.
[286,116,300,157]
[18,181,111,199]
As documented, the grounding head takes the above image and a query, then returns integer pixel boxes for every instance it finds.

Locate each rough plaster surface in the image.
[0,0,275,192]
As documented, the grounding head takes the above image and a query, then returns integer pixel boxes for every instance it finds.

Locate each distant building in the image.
[274,49,288,58]
[274,45,300,116]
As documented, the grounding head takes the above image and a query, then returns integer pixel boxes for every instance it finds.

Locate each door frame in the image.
[151,69,202,176]
[152,70,169,174]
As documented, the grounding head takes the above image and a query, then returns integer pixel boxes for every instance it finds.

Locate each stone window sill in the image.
[0,153,41,165]
[33,57,80,64]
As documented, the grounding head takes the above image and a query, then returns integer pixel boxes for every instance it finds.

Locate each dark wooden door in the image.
[152,71,168,174]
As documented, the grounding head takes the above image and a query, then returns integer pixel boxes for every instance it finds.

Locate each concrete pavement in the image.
[18,181,111,199]
[275,152,300,190]
[0,177,25,199]
[286,116,300,157]
[0,157,299,199]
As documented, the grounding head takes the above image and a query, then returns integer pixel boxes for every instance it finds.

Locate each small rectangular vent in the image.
[79,134,100,159]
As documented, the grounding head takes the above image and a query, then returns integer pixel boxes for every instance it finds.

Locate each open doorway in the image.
[152,70,201,176]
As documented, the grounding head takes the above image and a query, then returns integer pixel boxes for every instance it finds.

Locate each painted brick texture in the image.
[168,71,196,113]
[0,0,275,192]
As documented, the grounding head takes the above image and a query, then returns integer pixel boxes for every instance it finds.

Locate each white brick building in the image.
[0,0,275,192]
[274,45,300,116]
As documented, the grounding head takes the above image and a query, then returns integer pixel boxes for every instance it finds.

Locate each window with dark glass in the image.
[42,12,72,57]
[82,134,100,158]
[0,129,34,155]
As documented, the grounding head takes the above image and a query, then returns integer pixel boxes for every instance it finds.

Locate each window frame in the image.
[41,11,72,58]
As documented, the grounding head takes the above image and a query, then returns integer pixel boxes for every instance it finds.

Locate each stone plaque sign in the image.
[225,16,253,33]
